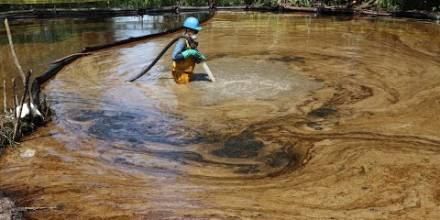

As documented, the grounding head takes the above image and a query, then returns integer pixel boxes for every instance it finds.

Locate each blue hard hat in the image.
[183,17,202,31]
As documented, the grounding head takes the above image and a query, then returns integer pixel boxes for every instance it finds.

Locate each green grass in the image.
[0,114,16,149]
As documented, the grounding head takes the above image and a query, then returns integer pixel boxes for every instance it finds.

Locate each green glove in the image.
[194,51,207,63]
[182,49,206,61]
[198,52,207,61]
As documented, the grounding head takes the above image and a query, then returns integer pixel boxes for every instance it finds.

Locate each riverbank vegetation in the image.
[0,19,51,152]
[90,0,440,11]
[0,79,50,152]
[0,0,438,12]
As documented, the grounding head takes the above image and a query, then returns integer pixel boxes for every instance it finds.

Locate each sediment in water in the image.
[0,12,439,219]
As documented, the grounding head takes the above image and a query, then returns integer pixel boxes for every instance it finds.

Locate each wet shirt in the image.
[172,39,188,61]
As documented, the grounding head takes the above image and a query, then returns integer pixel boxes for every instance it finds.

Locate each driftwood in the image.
[14,206,59,212]
[15,207,48,211]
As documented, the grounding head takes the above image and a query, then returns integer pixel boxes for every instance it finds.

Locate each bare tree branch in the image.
[4,18,26,85]
[12,78,17,120]
[5,18,35,106]
[13,71,31,141]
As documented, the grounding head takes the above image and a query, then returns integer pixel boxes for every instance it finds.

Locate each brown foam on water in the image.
[1,12,440,219]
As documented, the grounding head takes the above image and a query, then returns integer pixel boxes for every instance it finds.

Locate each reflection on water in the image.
[1,12,440,219]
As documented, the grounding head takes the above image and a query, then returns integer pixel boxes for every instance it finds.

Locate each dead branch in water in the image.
[1,20,52,147]
[4,18,35,106]
[4,18,26,85]
[14,206,59,212]
[27,82,33,129]
[13,71,31,141]
[12,78,17,121]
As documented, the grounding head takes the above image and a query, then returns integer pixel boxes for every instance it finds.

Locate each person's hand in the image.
[181,49,197,59]
[195,52,207,63]
[198,52,207,61]
[182,49,206,62]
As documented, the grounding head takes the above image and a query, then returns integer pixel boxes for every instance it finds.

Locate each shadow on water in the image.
[190,73,211,82]
[213,134,264,158]
[68,109,204,146]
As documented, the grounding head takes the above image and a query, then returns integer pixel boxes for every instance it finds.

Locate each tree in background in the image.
[209,0,217,9]
[377,0,440,11]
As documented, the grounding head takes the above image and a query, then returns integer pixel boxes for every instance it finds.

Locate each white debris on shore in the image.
[15,103,44,119]
[20,149,35,158]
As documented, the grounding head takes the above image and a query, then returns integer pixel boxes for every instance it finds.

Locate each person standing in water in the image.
[171,17,207,84]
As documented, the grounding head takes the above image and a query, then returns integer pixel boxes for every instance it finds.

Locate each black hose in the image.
[128,36,192,82]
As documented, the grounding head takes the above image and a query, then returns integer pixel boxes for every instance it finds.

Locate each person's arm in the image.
[172,39,186,61]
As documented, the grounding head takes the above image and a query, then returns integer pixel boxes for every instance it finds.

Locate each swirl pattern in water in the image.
[1,12,440,219]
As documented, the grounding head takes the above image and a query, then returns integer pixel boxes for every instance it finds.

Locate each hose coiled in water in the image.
[128,35,192,82]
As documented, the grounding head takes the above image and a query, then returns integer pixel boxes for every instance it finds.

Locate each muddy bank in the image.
[0,12,439,219]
